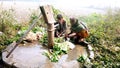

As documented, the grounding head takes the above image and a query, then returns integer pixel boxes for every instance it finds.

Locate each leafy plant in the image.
[0,9,20,46]
[43,37,69,62]
[32,26,46,33]
[79,9,120,67]
[39,33,48,45]
[77,55,87,63]
[43,51,59,62]
[53,42,69,54]
[54,37,64,43]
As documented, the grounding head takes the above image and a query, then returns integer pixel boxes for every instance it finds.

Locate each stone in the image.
[64,41,75,50]
[87,45,94,59]
[0,31,3,36]
[2,42,89,68]
[24,31,37,42]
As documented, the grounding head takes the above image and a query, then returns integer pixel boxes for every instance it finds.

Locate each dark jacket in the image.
[54,20,67,37]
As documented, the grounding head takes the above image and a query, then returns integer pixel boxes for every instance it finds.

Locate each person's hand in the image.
[65,34,69,38]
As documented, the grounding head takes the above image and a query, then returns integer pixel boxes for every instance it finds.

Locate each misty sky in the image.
[1,0,120,9]
[1,0,120,16]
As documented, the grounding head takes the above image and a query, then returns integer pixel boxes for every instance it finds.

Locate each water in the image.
[2,41,88,68]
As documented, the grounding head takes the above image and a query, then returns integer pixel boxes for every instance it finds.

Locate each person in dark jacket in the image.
[65,17,89,45]
[54,14,67,37]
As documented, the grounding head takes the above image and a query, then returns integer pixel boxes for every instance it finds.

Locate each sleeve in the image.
[54,22,59,29]
[64,20,67,30]
[63,21,67,33]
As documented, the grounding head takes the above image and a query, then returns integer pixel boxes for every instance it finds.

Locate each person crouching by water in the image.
[65,17,89,45]
[54,14,67,37]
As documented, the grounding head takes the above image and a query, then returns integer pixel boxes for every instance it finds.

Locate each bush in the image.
[0,9,20,46]
[78,9,120,67]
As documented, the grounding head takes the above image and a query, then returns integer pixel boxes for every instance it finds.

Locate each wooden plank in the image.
[40,5,55,48]
[47,24,54,48]
[40,5,55,24]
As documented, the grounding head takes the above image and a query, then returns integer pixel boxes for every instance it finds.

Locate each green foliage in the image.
[53,42,69,54]
[77,55,86,63]
[0,33,7,45]
[0,33,20,46]
[52,6,61,18]
[0,45,6,59]
[0,9,20,46]
[78,13,105,24]
[18,26,46,38]
[50,52,59,62]
[54,37,64,43]
[32,26,46,33]
[43,51,59,62]
[79,9,120,67]
[29,9,47,27]
[43,37,69,62]
[0,45,6,52]
[41,36,69,54]
[0,9,17,34]
[39,33,48,45]
[43,42,69,62]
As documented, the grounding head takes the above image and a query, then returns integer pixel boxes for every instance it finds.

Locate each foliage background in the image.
[78,9,120,67]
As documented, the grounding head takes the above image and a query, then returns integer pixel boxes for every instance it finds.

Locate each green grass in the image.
[78,9,120,67]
